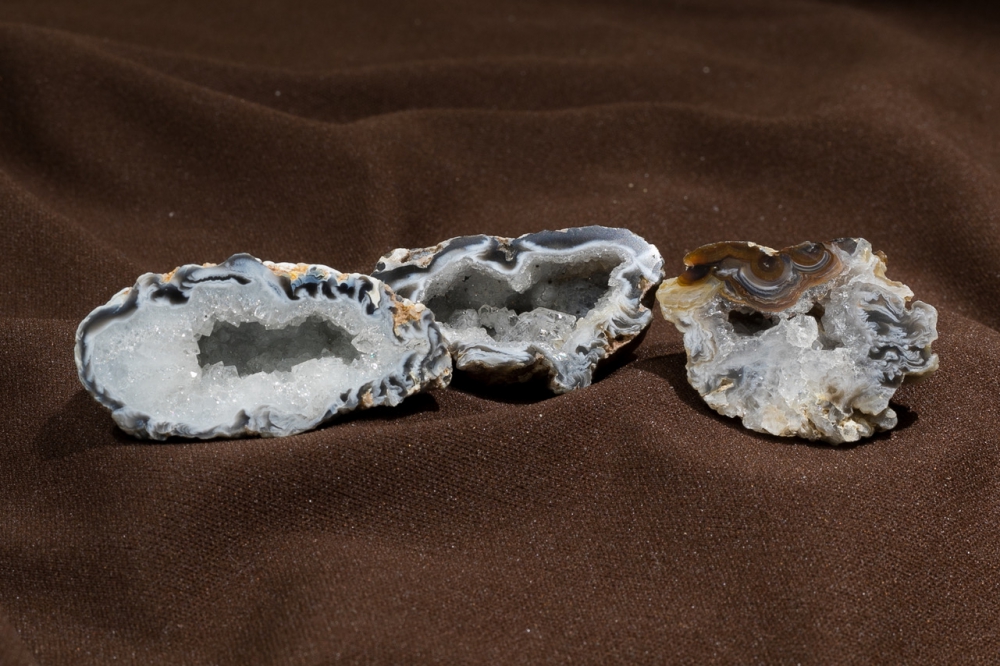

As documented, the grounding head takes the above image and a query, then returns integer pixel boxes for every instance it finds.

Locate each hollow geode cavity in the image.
[75,255,452,439]
[657,238,938,444]
[371,226,664,393]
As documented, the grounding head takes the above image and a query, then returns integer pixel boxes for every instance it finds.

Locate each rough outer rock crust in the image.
[656,238,938,444]
[75,254,452,439]
[372,226,664,393]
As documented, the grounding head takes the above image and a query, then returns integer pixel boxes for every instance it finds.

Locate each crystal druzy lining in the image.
[75,255,452,439]
[372,226,664,393]
[657,238,938,444]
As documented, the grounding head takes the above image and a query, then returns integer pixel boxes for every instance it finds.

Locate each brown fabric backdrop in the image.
[1,1,998,663]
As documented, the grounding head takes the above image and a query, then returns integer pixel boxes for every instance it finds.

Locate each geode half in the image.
[372,227,664,393]
[656,238,938,444]
[75,255,452,439]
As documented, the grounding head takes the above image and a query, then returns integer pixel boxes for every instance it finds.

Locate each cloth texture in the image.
[1,1,998,663]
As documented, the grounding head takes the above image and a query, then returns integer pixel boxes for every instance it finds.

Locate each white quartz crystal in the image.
[657,238,938,444]
[75,255,451,439]
[372,227,664,393]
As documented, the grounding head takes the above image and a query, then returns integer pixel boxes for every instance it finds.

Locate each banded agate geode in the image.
[75,255,452,439]
[657,238,938,444]
[372,227,664,393]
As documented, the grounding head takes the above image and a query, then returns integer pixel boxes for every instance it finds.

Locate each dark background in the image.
[1,1,998,663]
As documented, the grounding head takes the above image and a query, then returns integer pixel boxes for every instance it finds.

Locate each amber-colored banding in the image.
[676,240,844,311]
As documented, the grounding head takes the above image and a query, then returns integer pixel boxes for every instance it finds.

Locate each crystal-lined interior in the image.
[657,239,939,443]
[197,317,360,377]
[84,276,427,435]
[424,257,619,345]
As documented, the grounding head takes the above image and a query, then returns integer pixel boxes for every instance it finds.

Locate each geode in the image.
[75,255,452,439]
[656,238,938,444]
[371,227,664,393]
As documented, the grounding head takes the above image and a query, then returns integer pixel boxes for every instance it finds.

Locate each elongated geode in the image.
[75,255,452,439]
[371,227,664,393]
[657,238,938,444]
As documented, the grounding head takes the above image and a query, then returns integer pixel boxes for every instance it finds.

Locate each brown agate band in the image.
[676,239,853,312]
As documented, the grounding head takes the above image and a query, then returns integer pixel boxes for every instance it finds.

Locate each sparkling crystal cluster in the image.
[656,238,938,444]
[447,306,577,345]
[75,230,939,444]
[372,226,664,393]
[75,255,451,439]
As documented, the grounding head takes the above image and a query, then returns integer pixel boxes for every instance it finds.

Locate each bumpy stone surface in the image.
[372,226,664,393]
[656,238,938,444]
[75,255,452,439]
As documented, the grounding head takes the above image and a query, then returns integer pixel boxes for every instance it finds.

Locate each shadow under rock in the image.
[329,391,441,426]
[447,370,558,405]
[36,388,444,458]
[36,389,229,454]
[447,344,643,405]
[592,336,645,384]
[447,328,647,405]
[35,390,131,459]
[635,352,917,449]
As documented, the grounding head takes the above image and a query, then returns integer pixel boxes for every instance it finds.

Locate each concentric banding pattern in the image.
[372,226,664,393]
[657,237,939,443]
[678,240,848,312]
[75,254,452,439]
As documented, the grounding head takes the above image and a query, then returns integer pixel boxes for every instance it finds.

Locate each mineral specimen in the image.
[372,227,664,393]
[656,238,938,444]
[75,255,452,439]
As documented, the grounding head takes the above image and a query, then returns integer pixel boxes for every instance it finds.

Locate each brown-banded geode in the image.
[656,238,938,444]
[372,226,664,393]
[75,255,452,439]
